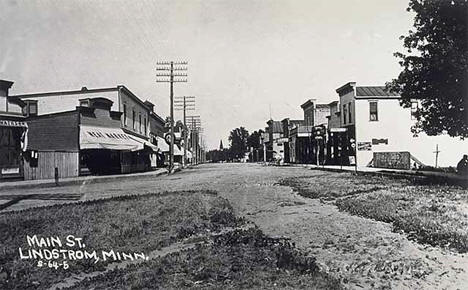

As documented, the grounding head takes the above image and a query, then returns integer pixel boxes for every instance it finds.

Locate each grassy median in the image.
[280,172,468,252]
[70,227,340,290]
[0,190,339,290]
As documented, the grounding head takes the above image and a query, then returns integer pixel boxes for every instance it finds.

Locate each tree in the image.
[247,129,263,149]
[228,127,249,160]
[388,0,468,138]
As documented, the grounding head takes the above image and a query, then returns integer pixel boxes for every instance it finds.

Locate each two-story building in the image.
[335,82,468,169]
[266,120,286,161]
[12,85,164,179]
[295,99,330,165]
[0,80,28,180]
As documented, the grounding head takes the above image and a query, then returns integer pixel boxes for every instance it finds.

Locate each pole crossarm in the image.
[156,67,187,71]
[156,61,188,65]
[156,79,187,83]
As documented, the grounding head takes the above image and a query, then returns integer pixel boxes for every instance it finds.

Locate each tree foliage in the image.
[388,0,468,137]
[228,127,249,160]
[247,130,264,149]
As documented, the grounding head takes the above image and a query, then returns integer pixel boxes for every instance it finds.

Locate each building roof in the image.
[355,86,399,98]
[0,80,14,91]
[11,85,154,111]
[300,99,316,109]
[336,82,356,96]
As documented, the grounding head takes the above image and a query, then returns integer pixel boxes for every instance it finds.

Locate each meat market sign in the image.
[0,120,28,128]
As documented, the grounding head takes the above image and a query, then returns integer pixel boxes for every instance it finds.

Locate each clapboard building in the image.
[0,80,28,180]
[23,97,157,179]
[12,85,164,179]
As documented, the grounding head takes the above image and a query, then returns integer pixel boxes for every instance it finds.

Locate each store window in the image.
[348,102,352,123]
[343,104,347,125]
[123,104,127,126]
[139,114,142,133]
[369,101,378,121]
[22,100,38,117]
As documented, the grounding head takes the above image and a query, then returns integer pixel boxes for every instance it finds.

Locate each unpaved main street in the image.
[2,163,467,289]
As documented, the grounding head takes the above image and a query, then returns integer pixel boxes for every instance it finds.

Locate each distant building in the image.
[326,101,341,129]
[281,118,303,163]
[294,99,330,165]
[335,82,468,168]
[289,125,314,164]
[145,100,168,168]
[300,99,330,127]
[266,120,286,161]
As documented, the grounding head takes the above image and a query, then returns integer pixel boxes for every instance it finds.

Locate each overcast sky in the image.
[0,0,414,149]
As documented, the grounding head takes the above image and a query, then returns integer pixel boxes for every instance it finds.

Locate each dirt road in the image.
[2,163,467,289]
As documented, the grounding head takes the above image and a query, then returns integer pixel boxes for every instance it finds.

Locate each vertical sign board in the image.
[373,152,411,170]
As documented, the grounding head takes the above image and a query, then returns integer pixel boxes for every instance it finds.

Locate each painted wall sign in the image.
[357,142,372,151]
[373,151,411,170]
[372,138,388,145]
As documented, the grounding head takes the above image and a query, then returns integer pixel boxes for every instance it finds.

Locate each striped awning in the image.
[79,125,143,151]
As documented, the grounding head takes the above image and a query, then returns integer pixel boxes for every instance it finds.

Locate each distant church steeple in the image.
[219,140,224,150]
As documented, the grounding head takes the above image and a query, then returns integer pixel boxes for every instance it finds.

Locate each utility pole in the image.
[156,61,188,173]
[433,144,441,168]
[186,115,201,165]
[175,96,195,167]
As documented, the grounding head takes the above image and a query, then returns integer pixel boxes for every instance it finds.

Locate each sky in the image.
[0,0,415,150]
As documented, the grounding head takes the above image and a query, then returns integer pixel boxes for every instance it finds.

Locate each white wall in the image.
[23,91,119,115]
[119,90,150,137]
[0,89,7,111]
[355,98,468,168]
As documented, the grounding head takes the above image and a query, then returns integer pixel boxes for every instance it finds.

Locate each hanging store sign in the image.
[330,128,347,133]
[0,120,28,128]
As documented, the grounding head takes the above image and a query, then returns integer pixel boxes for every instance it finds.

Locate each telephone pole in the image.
[156,61,187,172]
[175,96,195,167]
[187,115,202,164]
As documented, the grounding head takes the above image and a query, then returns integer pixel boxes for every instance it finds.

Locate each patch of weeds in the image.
[70,228,342,290]
[0,190,240,290]
[336,190,468,253]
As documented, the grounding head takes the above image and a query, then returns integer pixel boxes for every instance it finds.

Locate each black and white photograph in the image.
[0,0,467,289]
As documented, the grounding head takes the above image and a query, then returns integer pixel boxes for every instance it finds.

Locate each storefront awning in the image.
[156,136,170,152]
[80,125,143,151]
[173,145,183,156]
[128,134,158,152]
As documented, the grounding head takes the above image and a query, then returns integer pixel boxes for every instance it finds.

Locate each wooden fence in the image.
[24,151,79,180]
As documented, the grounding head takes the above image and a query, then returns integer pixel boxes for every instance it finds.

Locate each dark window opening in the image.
[369,101,378,121]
